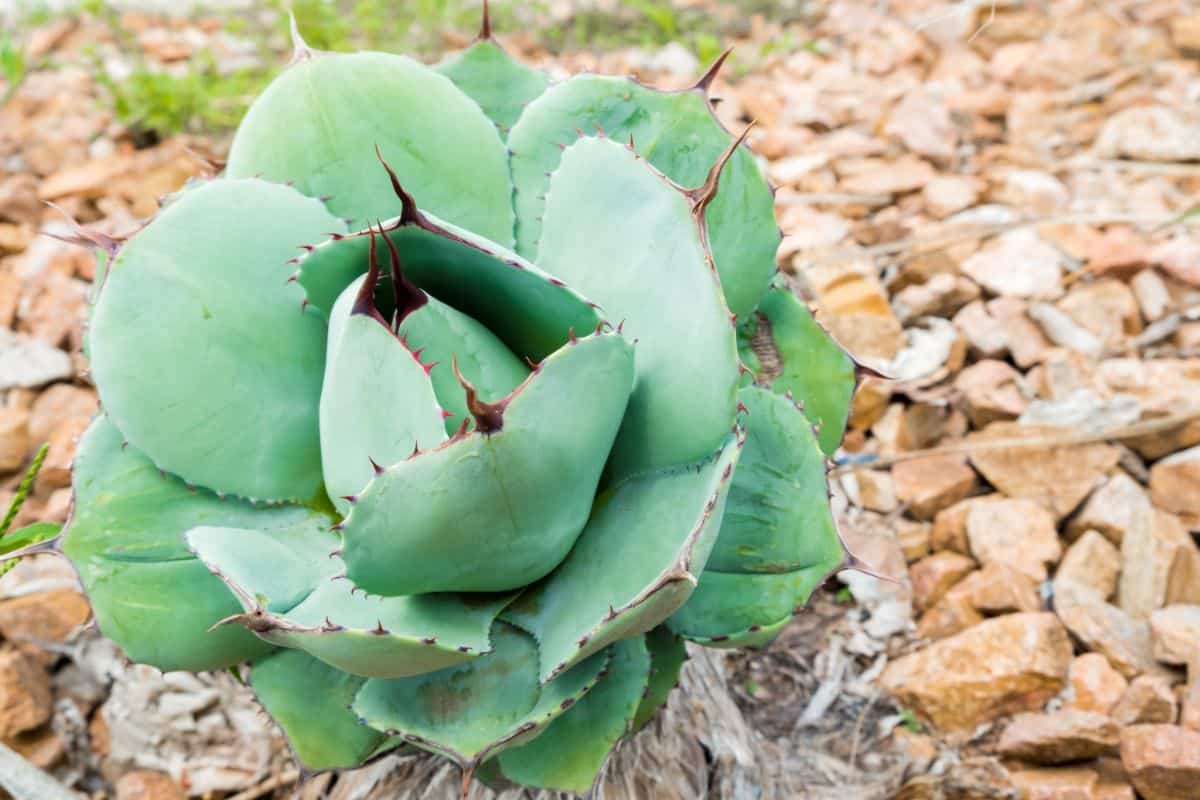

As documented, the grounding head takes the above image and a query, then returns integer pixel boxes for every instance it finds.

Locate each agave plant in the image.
[11,6,867,794]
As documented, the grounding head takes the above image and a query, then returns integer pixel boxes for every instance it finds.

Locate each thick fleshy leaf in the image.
[295,211,601,362]
[510,74,778,316]
[706,386,837,574]
[226,52,513,243]
[668,387,846,646]
[187,520,334,613]
[504,432,741,683]
[497,637,649,793]
[750,285,855,455]
[536,137,739,479]
[396,294,529,437]
[340,331,633,596]
[187,523,509,678]
[88,179,343,502]
[633,626,688,731]
[436,39,551,134]
[353,622,609,768]
[667,568,833,648]
[251,649,389,770]
[61,415,323,671]
[320,276,448,512]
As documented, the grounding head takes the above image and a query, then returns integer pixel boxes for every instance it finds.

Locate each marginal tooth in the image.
[350,226,391,329]
[451,356,505,434]
[478,0,492,39]
[692,46,733,93]
[377,221,428,328]
[686,121,756,215]
[373,145,424,225]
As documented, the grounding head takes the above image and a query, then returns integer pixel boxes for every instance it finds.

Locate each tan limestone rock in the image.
[988,297,1051,368]
[808,263,905,361]
[1131,269,1171,322]
[848,377,892,431]
[1057,279,1142,348]
[1055,583,1163,679]
[1150,606,1200,666]
[950,562,1042,614]
[1009,767,1098,800]
[892,454,979,521]
[996,710,1120,764]
[1065,472,1149,547]
[910,551,977,612]
[966,497,1061,582]
[0,589,91,666]
[0,648,51,739]
[0,407,30,474]
[27,383,98,444]
[1096,107,1200,163]
[1120,724,1200,800]
[1149,446,1200,523]
[35,414,89,492]
[1182,655,1200,731]
[954,359,1027,429]
[885,88,957,162]
[1056,531,1121,601]
[960,229,1065,300]
[923,175,982,219]
[1170,14,1200,51]
[1119,510,1200,619]
[897,520,932,563]
[115,770,187,800]
[1065,653,1128,715]
[953,300,1008,359]
[7,725,64,771]
[968,422,1120,520]
[839,155,935,195]
[892,273,980,324]
[916,593,985,641]
[932,496,1004,555]
[850,469,898,513]
[880,612,1072,734]
[1112,676,1179,726]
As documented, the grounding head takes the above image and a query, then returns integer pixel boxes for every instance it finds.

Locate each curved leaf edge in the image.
[353,645,614,771]
[519,428,745,686]
[186,537,502,664]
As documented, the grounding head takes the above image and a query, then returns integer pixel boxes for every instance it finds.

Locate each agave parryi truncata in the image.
[8,5,871,794]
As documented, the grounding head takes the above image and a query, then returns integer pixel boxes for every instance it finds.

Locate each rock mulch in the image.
[3,0,1200,798]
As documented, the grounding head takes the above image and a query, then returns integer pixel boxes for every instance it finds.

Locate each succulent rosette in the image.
[24,10,860,794]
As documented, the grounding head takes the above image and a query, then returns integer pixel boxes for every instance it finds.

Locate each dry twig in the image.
[833,408,1200,474]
